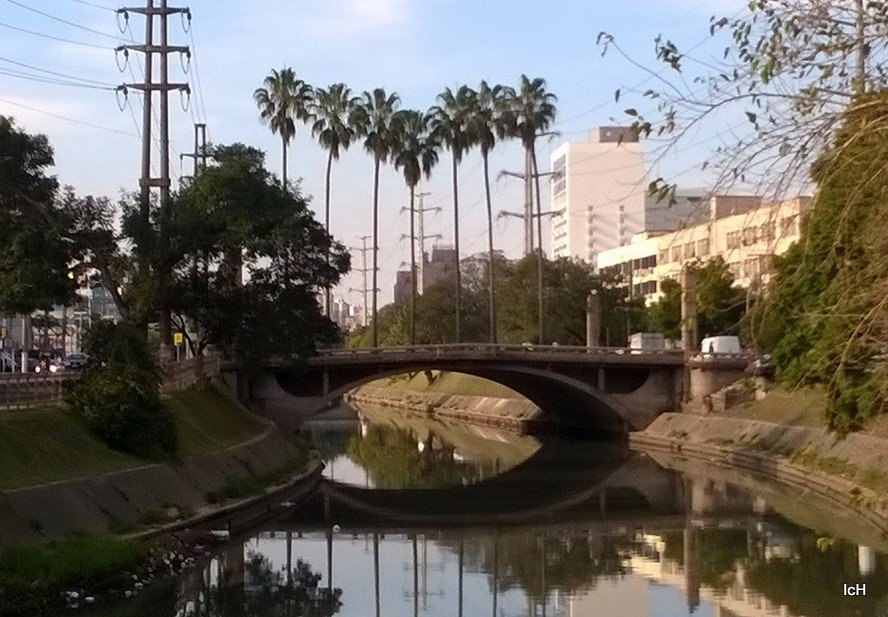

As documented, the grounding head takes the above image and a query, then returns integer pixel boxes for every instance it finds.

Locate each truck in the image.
[700,335,741,355]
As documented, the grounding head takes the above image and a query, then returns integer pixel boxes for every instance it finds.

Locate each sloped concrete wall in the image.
[0,424,301,545]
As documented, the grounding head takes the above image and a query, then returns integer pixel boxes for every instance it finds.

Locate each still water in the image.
[91,404,888,617]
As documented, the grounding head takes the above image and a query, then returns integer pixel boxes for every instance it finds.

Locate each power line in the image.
[0,67,114,90]
[0,21,110,49]
[67,0,116,11]
[0,96,137,137]
[3,0,127,42]
[0,55,115,87]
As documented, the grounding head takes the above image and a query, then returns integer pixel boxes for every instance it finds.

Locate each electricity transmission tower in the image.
[349,236,376,329]
[116,0,191,358]
[180,122,208,179]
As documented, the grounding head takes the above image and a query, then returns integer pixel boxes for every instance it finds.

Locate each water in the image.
[88,404,888,617]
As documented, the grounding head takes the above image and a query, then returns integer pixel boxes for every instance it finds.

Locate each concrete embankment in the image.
[345,384,546,433]
[632,413,888,534]
[0,422,314,545]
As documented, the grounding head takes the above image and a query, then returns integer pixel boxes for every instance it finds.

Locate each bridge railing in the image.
[316,343,686,357]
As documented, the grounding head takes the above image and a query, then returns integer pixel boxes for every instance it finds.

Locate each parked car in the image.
[34,354,63,374]
[64,353,90,370]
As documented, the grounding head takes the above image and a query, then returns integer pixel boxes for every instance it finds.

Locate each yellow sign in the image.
[173,332,184,345]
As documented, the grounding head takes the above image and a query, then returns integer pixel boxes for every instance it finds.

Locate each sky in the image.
[0,0,746,308]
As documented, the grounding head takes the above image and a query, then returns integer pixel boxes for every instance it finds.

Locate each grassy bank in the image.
[364,371,525,399]
[0,534,149,613]
[0,382,267,491]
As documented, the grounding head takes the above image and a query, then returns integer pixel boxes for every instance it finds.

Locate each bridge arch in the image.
[274,362,638,434]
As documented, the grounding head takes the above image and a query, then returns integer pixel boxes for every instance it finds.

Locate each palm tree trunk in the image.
[324,149,333,319]
[409,185,417,345]
[483,151,497,344]
[281,135,288,191]
[452,153,461,343]
[532,142,544,344]
[371,156,380,348]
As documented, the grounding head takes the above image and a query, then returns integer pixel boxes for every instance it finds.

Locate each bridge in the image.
[245,344,751,435]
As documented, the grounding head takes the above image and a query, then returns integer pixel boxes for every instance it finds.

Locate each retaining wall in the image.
[0,421,306,546]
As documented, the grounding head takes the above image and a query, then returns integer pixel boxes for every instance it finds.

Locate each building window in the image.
[760,221,776,243]
[671,247,682,262]
[658,250,669,264]
[684,242,695,259]
[742,227,756,246]
[780,215,798,236]
[697,238,710,256]
[552,155,566,195]
[726,231,740,250]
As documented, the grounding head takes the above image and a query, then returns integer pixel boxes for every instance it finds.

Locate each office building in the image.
[596,196,811,303]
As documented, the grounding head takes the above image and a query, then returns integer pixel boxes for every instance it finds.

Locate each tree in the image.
[430,85,477,343]
[756,95,888,431]
[351,88,400,347]
[392,109,440,344]
[502,76,558,343]
[172,144,349,365]
[643,259,745,342]
[468,81,511,343]
[644,278,682,340]
[598,1,888,200]
[310,83,359,318]
[253,68,313,190]
[0,116,74,315]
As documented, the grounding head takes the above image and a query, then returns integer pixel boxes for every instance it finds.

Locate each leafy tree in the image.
[172,144,349,364]
[351,89,400,347]
[644,278,682,340]
[430,85,477,343]
[64,321,177,459]
[756,95,888,430]
[0,116,74,315]
[253,68,314,190]
[642,259,745,342]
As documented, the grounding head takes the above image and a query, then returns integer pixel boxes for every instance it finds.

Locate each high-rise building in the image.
[550,127,708,262]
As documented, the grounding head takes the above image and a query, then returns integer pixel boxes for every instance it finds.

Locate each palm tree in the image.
[310,83,359,318]
[351,88,400,347]
[467,81,510,344]
[506,75,557,343]
[392,110,440,344]
[429,85,477,343]
[253,68,313,190]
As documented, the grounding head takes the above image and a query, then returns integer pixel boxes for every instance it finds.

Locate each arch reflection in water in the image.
[83,410,888,617]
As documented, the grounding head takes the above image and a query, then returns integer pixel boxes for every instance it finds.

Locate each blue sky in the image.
[0,0,745,306]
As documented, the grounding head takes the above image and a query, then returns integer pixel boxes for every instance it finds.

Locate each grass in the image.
[723,385,827,427]
[0,534,149,604]
[365,370,525,399]
[206,453,308,504]
[0,382,268,491]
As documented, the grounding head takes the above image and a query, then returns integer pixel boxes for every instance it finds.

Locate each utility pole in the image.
[180,122,208,179]
[498,167,558,343]
[117,1,190,359]
[414,192,439,293]
[349,236,373,330]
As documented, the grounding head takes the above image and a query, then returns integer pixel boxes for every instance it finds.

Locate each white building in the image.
[550,127,708,262]
[597,195,812,303]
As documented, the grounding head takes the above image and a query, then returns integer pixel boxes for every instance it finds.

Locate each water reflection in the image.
[83,408,888,617]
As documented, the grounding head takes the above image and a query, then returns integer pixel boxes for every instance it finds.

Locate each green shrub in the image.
[63,321,177,459]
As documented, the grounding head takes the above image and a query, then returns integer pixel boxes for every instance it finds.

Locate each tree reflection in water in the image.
[182,550,341,617]
[346,424,502,489]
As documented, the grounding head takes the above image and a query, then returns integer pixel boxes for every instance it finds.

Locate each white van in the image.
[700,335,741,356]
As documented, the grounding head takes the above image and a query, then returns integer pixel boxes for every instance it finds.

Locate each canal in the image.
[83,403,888,617]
